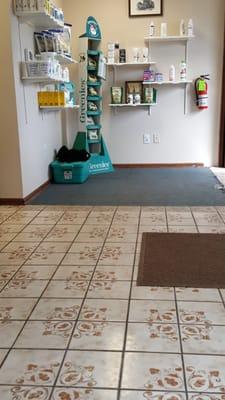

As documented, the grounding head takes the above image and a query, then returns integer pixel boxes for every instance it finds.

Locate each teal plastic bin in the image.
[51,160,89,184]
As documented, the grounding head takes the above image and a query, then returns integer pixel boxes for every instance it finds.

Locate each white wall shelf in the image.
[144,35,195,42]
[15,11,64,29]
[21,76,67,84]
[55,54,78,65]
[143,80,192,85]
[40,105,80,111]
[107,61,156,67]
[109,103,157,107]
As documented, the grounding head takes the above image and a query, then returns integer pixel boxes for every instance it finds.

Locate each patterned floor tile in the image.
[0,386,51,400]
[0,252,29,266]
[87,280,131,299]
[120,391,186,400]
[26,252,65,266]
[52,388,117,400]
[220,289,225,302]
[131,283,175,300]
[53,265,94,281]
[181,325,225,355]
[140,215,167,226]
[0,349,64,385]
[43,280,89,298]
[79,299,128,322]
[197,226,225,233]
[122,353,184,390]
[70,322,125,350]
[0,281,7,290]
[0,224,25,233]
[15,320,74,349]
[177,302,225,325]
[0,321,24,347]
[0,349,8,364]
[30,298,82,321]
[0,243,7,251]
[168,226,198,233]
[187,393,225,400]
[93,266,133,281]
[14,265,57,280]
[44,225,80,242]
[126,323,180,352]
[0,280,49,298]
[1,242,39,254]
[129,300,177,323]
[35,242,71,253]
[56,351,122,388]
[184,354,225,392]
[0,265,20,280]
[0,298,37,320]
[63,244,102,265]
[175,288,221,302]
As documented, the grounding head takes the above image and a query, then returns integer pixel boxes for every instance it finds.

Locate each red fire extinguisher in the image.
[195,74,210,110]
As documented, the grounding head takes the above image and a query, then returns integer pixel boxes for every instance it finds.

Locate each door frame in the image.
[219,23,225,167]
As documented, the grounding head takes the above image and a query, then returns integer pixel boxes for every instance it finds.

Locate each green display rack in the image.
[74,16,114,175]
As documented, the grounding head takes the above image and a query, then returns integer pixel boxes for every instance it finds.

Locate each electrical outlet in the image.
[153,133,160,144]
[143,134,151,144]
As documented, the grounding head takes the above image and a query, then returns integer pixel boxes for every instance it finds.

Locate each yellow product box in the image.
[58,91,66,106]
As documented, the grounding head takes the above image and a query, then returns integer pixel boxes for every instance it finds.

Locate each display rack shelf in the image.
[40,105,80,111]
[107,61,156,67]
[144,35,195,42]
[55,54,78,65]
[86,124,102,130]
[21,76,67,84]
[143,80,192,85]
[15,10,64,29]
[109,103,157,107]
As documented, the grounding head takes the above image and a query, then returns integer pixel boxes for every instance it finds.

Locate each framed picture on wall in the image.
[129,0,163,17]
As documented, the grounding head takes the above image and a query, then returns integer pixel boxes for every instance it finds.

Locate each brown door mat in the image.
[137,233,225,288]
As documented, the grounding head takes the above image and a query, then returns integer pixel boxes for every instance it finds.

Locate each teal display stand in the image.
[74,16,114,176]
[74,132,114,175]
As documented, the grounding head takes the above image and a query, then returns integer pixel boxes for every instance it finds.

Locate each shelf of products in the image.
[109,103,157,107]
[54,54,78,65]
[15,11,64,29]
[143,80,192,85]
[144,35,195,42]
[107,61,156,67]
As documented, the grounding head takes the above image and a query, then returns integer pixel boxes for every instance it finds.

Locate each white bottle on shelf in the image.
[188,19,194,36]
[180,60,187,81]
[169,65,176,82]
[180,19,185,36]
[149,21,155,37]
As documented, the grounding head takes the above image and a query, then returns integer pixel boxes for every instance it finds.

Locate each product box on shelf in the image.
[38,91,65,106]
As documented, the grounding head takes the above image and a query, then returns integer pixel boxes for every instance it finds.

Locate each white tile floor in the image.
[0,204,225,400]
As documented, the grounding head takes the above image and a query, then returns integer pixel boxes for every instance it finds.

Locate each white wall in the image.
[0,0,23,198]
[10,14,63,198]
[63,0,225,166]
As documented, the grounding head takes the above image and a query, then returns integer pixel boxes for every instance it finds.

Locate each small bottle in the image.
[149,21,155,37]
[114,42,120,64]
[180,60,187,81]
[180,19,185,36]
[169,65,176,82]
[161,22,167,37]
[188,19,194,37]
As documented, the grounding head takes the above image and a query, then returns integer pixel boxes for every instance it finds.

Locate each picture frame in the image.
[125,81,143,103]
[129,0,163,17]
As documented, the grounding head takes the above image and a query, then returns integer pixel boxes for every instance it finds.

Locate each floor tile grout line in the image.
[174,287,189,400]
[47,206,118,399]
[117,206,142,400]
[190,209,199,233]
[218,289,225,310]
